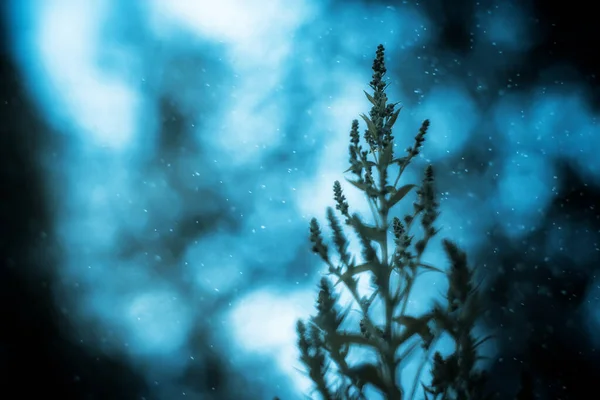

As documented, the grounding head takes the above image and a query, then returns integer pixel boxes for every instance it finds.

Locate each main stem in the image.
[378,162,400,400]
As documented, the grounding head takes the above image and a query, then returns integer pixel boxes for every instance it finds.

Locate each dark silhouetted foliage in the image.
[295,45,495,400]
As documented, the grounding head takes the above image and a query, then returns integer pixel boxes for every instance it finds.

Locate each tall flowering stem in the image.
[296,45,490,400]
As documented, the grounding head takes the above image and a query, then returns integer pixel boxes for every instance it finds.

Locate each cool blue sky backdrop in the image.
[6,0,600,398]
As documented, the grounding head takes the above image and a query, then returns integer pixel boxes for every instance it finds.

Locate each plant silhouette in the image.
[293,45,492,400]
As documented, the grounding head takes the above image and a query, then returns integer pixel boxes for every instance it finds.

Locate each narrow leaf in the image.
[364,160,377,168]
[363,90,377,106]
[385,108,401,128]
[359,113,378,139]
[345,178,370,192]
[474,334,494,349]
[361,225,386,244]
[333,262,378,286]
[417,262,444,273]
[392,314,434,346]
[393,315,428,330]
[343,162,369,173]
[351,218,387,245]
[388,184,416,207]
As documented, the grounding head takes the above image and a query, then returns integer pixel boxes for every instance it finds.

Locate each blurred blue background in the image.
[2,0,599,399]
